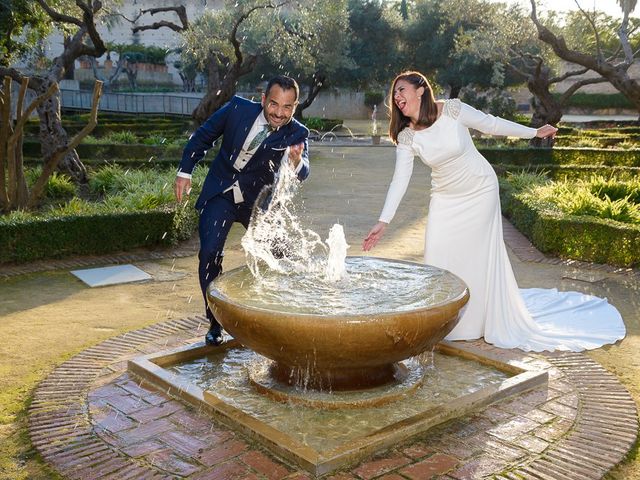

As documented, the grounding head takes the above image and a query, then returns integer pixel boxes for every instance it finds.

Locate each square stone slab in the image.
[129,341,547,477]
[71,264,152,287]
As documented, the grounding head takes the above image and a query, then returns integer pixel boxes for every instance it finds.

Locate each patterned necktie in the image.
[247,124,272,151]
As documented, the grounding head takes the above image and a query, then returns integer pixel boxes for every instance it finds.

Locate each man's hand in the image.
[174,176,192,203]
[288,142,305,168]
[362,221,387,251]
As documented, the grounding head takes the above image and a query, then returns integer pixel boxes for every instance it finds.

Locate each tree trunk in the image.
[192,55,257,125]
[36,86,87,183]
[62,36,75,80]
[179,71,196,92]
[295,73,326,120]
[124,62,138,91]
[526,66,563,126]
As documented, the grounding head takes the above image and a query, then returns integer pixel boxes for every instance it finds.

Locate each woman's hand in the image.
[362,221,387,251]
[535,124,558,139]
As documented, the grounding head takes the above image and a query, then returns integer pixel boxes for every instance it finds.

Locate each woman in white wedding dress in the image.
[362,71,625,352]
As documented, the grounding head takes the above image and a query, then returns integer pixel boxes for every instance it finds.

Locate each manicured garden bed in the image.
[0,166,204,264]
[500,172,640,267]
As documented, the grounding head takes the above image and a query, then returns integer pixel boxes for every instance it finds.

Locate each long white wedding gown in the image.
[378,99,626,352]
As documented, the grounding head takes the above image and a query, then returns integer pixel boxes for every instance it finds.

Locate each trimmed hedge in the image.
[0,206,197,264]
[24,123,192,138]
[22,141,183,160]
[481,147,640,167]
[500,181,640,267]
[302,117,343,132]
[553,92,635,110]
[494,164,640,180]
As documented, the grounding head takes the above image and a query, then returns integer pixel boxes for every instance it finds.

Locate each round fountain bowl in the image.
[207,257,469,391]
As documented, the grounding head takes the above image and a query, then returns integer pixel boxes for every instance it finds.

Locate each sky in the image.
[489,0,630,18]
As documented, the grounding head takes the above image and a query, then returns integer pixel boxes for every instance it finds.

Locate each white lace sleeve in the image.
[443,98,462,119]
[454,100,537,138]
[379,141,414,224]
[397,128,415,146]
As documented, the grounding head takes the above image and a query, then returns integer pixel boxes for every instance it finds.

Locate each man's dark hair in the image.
[266,75,299,101]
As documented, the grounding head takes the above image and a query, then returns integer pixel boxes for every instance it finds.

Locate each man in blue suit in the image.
[174,76,310,346]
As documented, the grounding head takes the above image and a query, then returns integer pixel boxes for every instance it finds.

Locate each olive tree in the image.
[530,0,640,119]
[0,0,116,182]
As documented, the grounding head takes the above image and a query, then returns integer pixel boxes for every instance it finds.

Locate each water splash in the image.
[371,105,378,136]
[325,224,349,282]
[242,163,346,282]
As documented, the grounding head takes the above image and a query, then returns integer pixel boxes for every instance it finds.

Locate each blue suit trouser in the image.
[198,192,252,322]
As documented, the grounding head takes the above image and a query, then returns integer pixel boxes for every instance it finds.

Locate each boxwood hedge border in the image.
[0,205,197,264]
[500,182,640,267]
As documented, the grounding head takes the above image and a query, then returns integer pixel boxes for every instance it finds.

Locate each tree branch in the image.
[0,69,45,100]
[558,76,608,103]
[28,81,103,208]
[573,0,603,61]
[618,1,635,64]
[79,1,107,57]
[35,0,83,27]
[129,6,189,33]
[530,0,608,71]
[549,66,590,83]
[230,2,289,69]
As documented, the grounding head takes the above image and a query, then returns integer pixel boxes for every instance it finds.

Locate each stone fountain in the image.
[206,257,469,393]
[128,169,547,476]
[129,254,546,476]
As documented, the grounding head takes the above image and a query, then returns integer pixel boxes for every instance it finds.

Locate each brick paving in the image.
[27,312,638,479]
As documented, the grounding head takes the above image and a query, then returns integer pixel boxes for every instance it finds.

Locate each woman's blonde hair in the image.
[388,71,437,144]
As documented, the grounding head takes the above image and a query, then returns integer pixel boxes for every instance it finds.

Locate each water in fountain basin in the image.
[215,257,465,316]
[168,347,508,452]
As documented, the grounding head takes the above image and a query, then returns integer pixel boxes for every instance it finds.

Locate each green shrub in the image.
[0,166,205,263]
[49,197,95,216]
[103,130,139,144]
[498,164,639,181]
[500,173,640,266]
[24,168,76,201]
[524,176,640,224]
[482,147,640,167]
[567,137,603,149]
[24,140,185,161]
[588,175,640,203]
[302,117,343,132]
[616,139,638,150]
[0,209,182,263]
[553,92,635,110]
[89,164,127,195]
[141,135,169,145]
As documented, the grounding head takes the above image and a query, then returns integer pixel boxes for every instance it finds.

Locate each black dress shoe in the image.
[205,322,224,346]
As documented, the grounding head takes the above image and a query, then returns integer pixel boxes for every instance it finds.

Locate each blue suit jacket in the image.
[179,96,310,210]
